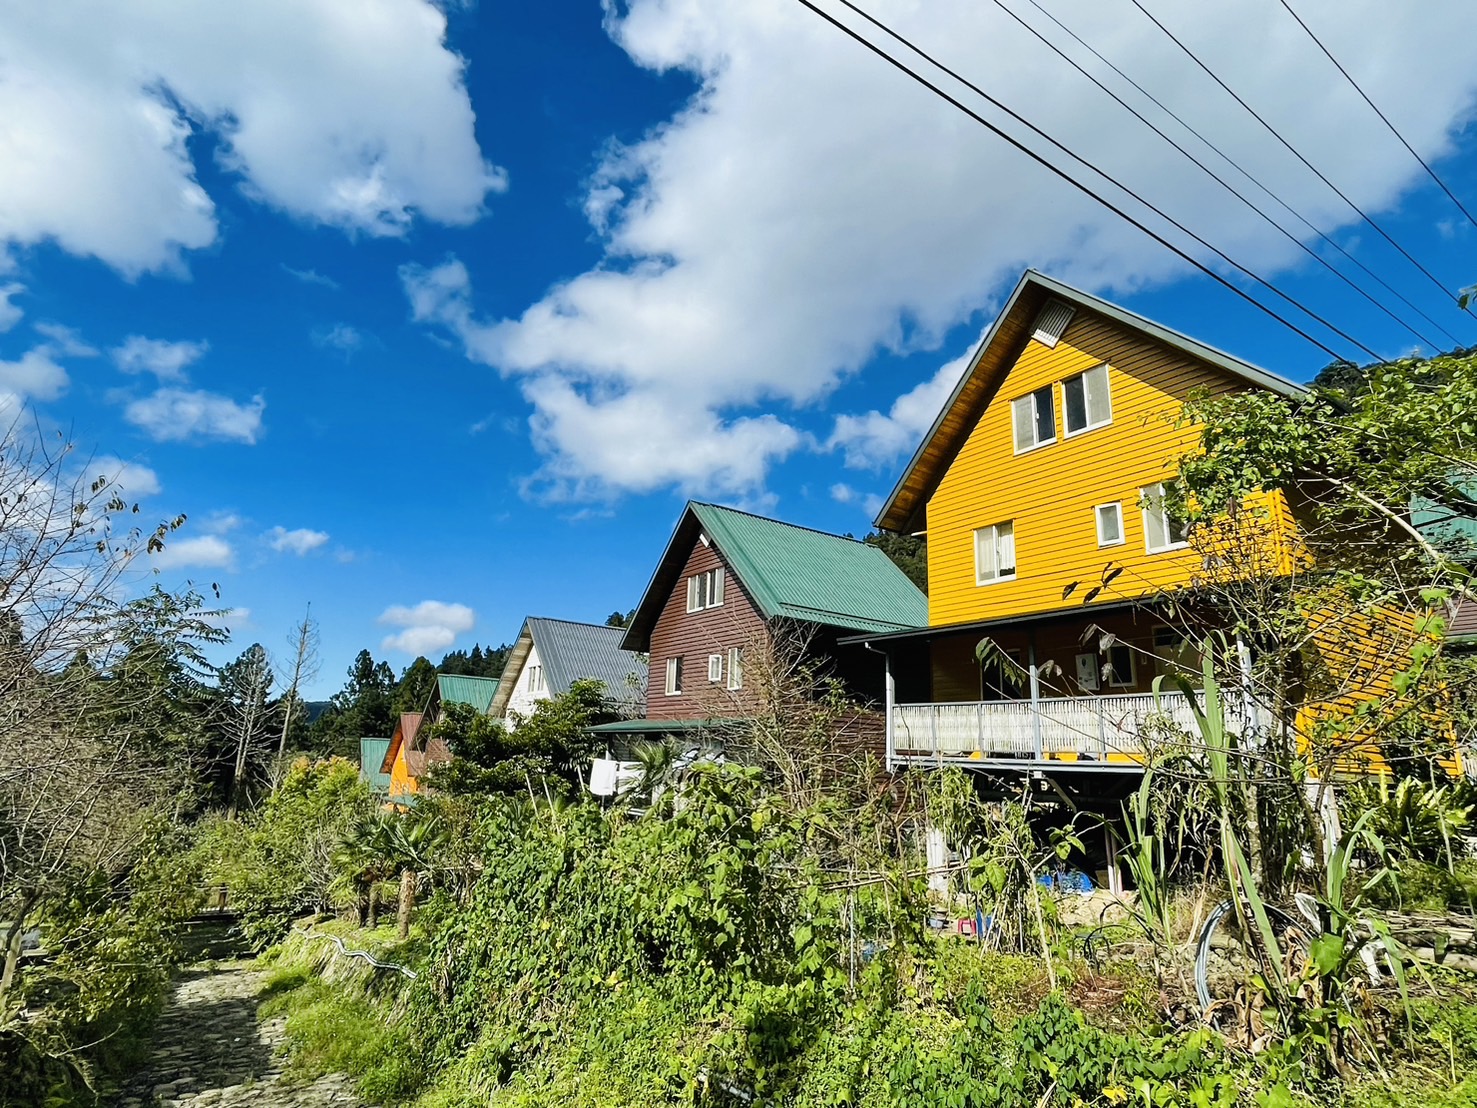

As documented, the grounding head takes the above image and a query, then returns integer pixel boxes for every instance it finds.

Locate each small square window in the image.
[707,653,723,683]
[1063,364,1111,436]
[974,521,1016,585]
[1095,503,1124,547]
[1011,387,1055,453]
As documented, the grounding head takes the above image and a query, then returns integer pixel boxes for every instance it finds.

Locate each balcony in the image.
[889,691,1222,770]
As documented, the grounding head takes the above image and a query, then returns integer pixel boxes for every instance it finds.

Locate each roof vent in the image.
[1031,299,1075,348]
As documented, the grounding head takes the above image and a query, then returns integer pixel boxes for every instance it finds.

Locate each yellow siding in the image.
[925,310,1293,625]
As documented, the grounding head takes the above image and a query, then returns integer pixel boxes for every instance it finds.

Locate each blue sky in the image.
[2,0,1475,697]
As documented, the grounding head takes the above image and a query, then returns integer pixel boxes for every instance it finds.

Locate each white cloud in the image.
[124,388,265,444]
[150,533,234,570]
[406,0,1477,501]
[84,455,162,498]
[0,348,71,402]
[31,322,97,357]
[202,511,243,534]
[0,283,23,332]
[0,0,504,276]
[311,323,364,357]
[282,265,340,290]
[830,482,856,504]
[829,340,977,469]
[266,525,330,555]
[378,599,475,656]
[112,335,208,381]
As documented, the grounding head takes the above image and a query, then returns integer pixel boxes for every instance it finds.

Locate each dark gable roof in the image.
[621,501,928,652]
[876,269,1308,534]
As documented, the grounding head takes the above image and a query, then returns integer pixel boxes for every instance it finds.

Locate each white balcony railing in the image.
[890,691,1219,765]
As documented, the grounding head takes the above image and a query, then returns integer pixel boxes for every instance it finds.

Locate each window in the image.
[1154,628,1203,687]
[1094,503,1124,547]
[974,521,1016,585]
[727,647,744,690]
[686,567,726,612]
[1105,642,1136,688]
[1031,299,1075,347]
[1062,364,1111,435]
[527,665,545,693]
[1141,482,1189,552]
[1011,387,1055,453]
[708,653,724,682]
[664,656,684,696]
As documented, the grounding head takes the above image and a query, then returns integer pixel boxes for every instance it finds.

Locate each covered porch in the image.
[844,600,1251,773]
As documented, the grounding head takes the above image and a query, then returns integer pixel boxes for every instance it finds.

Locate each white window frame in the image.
[1010,386,1055,454]
[727,646,744,690]
[1105,642,1137,688]
[1061,363,1112,437]
[686,567,726,612]
[707,653,724,683]
[527,665,545,693]
[664,656,683,696]
[1094,502,1124,548]
[1141,482,1189,553]
[973,521,1017,586]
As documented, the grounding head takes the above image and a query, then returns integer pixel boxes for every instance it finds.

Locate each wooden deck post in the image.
[1028,639,1043,760]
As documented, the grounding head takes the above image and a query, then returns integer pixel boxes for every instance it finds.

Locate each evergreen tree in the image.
[394,656,438,715]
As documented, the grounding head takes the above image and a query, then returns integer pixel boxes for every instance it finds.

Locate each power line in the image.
[1275,0,1477,231]
[987,0,1447,351]
[797,0,1380,362]
[1019,0,1463,349]
[1127,0,1473,317]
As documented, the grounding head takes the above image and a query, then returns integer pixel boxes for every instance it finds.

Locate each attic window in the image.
[1031,300,1075,348]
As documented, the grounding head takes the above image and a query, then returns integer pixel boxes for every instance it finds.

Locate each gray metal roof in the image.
[527,617,647,708]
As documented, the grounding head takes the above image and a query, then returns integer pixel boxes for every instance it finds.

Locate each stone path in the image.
[114,960,362,1108]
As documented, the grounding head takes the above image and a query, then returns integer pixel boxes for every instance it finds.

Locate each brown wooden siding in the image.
[925,609,1179,704]
[645,539,768,720]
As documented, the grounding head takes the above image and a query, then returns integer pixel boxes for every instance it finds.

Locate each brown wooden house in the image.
[614,501,927,727]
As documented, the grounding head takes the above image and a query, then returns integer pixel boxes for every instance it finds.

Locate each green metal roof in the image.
[436,673,499,713]
[358,737,392,794]
[689,502,928,633]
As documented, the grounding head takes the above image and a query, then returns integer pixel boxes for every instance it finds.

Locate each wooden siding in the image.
[925,307,1295,625]
[645,539,767,720]
[926,609,1179,704]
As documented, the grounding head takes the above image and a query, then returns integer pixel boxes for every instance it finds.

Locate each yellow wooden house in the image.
[849,269,1319,774]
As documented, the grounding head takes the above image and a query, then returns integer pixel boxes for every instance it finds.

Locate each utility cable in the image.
[1128,0,1473,316]
[989,0,1445,351]
[797,0,1379,362]
[1020,0,1463,349]
[1275,0,1477,231]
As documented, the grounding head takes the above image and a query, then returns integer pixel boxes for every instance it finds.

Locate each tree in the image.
[425,680,619,797]
[439,641,510,678]
[392,655,437,715]
[1162,351,1477,878]
[0,414,224,1017]
[307,649,397,755]
[605,609,635,628]
[274,605,320,764]
[218,643,276,818]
